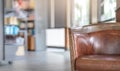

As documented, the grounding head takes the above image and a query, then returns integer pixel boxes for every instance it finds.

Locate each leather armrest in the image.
[71,32,94,59]
[70,31,94,71]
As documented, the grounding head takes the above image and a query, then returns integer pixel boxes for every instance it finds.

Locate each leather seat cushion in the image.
[76,55,120,71]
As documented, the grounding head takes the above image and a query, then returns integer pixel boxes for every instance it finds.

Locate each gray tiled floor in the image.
[0,48,71,71]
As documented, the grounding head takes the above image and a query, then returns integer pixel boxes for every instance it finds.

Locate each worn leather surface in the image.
[71,23,120,71]
[76,55,120,71]
[74,30,120,71]
[89,30,120,55]
[74,34,94,58]
[74,30,120,58]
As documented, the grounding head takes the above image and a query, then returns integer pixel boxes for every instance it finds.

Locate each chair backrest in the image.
[88,30,120,55]
[71,23,120,55]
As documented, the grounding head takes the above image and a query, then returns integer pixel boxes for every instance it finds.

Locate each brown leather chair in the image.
[70,23,120,71]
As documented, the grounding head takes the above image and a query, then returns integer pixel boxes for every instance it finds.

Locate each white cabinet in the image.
[46,28,65,47]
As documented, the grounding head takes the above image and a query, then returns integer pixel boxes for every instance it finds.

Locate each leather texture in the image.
[70,23,120,71]
[89,30,120,55]
[76,55,120,71]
